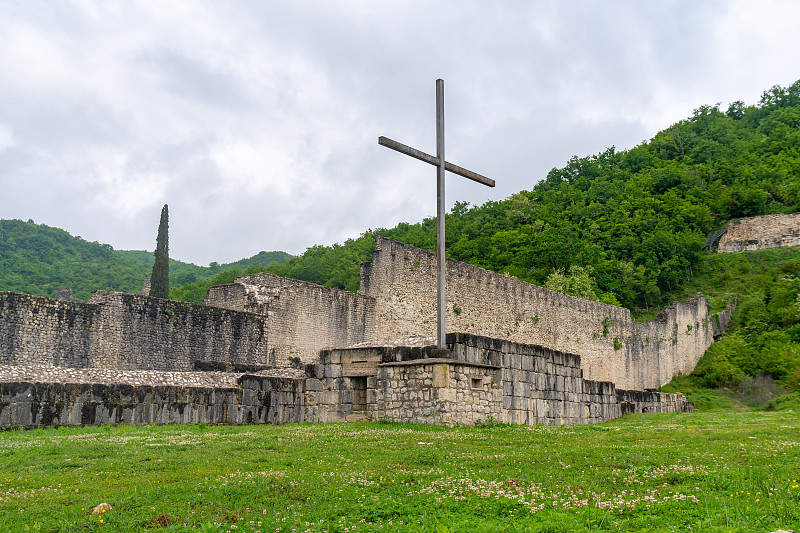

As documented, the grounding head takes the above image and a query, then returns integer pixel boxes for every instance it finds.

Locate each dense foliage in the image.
[150,204,170,299]
[0,220,291,300]
[112,249,291,288]
[113,250,214,288]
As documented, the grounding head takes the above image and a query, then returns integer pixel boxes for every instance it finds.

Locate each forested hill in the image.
[252,80,800,310]
[0,219,291,301]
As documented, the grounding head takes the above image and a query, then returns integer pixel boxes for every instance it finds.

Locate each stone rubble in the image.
[0,364,303,388]
[346,336,437,348]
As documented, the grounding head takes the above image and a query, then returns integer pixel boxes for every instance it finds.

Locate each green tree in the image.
[150,204,169,299]
[544,265,599,301]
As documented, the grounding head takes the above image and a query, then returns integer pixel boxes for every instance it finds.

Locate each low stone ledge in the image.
[379,358,501,369]
[0,364,305,389]
[0,364,241,388]
[0,372,305,428]
[193,360,274,373]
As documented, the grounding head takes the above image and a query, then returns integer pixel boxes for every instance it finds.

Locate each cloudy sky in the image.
[1,1,799,265]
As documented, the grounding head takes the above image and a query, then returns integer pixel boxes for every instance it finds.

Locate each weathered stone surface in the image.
[361,237,732,390]
[0,238,702,429]
[305,333,692,427]
[54,287,74,301]
[717,213,800,253]
[204,272,376,366]
[0,291,269,371]
[0,366,304,428]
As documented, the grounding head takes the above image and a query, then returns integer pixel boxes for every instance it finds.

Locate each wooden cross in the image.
[379,79,495,350]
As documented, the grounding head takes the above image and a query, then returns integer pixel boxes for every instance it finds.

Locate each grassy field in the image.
[0,410,798,533]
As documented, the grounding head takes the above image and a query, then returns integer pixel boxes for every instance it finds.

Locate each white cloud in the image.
[0,124,14,150]
[0,1,799,265]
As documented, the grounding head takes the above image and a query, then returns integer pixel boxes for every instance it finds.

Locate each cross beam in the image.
[378,79,495,350]
[378,137,495,187]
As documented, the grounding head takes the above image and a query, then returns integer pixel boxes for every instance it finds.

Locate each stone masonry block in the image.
[305,379,323,392]
[242,388,258,406]
[325,364,343,379]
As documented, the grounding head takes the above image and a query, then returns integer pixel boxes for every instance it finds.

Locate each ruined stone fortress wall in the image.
[717,213,800,253]
[205,272,375,366]
[0,291,269,371]
[361,237,729,390]
[1,332,690,429]
[2,237,729,393]
[0,235,725,428]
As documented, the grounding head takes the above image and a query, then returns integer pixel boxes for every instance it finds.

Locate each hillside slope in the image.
[0,220,146,300]
[662,246,800,400]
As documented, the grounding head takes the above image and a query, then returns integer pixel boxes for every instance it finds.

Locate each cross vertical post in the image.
[435,80,446,350]
[379,79,495,351]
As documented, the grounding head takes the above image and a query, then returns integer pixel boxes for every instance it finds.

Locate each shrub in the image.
[785,368,800,392]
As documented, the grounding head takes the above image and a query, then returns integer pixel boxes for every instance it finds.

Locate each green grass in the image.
[768,392,800,412]
[659,375,744,411]
[1,412,798,532]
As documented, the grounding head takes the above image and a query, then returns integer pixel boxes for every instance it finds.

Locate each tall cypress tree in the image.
[150,204,169,299]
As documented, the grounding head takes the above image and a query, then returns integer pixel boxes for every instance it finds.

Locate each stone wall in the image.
[0,291,269,371]
[303,343,438,423]
[616,389,690,415]
[205,272,375,366]
[2,236,731,393]
[198,238,729,391]
[717,213,800,253]
[446,333,616,425]
[0,293,97,368]
[376,360,502,426]
[54,287,74,301]
[304,333,693,427]
[0,374,303,428]
[0,332,691,429]
[361,237,727,390]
